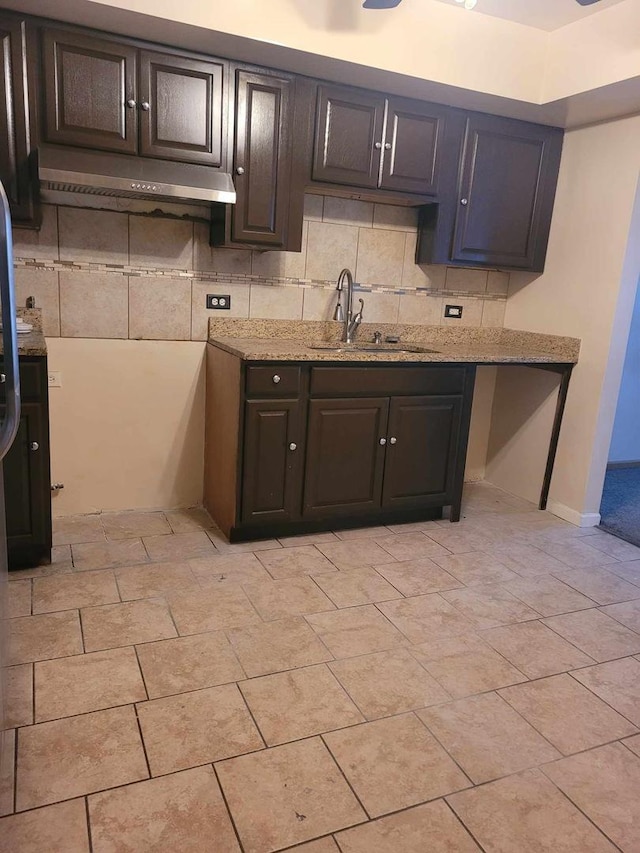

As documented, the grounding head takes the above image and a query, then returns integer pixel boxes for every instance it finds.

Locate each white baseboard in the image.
[547,501,601,528]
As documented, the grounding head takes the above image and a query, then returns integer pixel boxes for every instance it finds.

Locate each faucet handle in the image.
[353,298,364,324]
[373,330,382,344]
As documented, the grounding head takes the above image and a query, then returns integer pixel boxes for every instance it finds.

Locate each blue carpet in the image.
[599,466,640,547]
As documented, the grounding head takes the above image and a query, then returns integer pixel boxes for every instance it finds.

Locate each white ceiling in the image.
[433,0,627,31]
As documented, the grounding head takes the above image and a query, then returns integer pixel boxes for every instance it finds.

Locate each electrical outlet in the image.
[206,294,232,310]
[48,371,62,388]
[444,304,463,319]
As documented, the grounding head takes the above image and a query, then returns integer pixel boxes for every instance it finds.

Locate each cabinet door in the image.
[2,403,48,552]
[451,114,563,270]
[312,85,385,188]
[231,69,293,247]
[138,51,225,166]
[380,98,448,195]
[382,395,462,510]
[0,14,36,223]
[241,399,303,525]
[303,398,388,518]
[42,28,138,154]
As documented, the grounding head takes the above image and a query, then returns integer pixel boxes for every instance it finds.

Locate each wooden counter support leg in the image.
[538,363,573,511]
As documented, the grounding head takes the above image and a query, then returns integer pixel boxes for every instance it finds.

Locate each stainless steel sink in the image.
[309,343,439,354]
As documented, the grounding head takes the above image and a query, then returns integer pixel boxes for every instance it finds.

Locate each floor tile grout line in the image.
[133,704,153,780]
[406,708,476,787]
[84,796,94,853]
[497,686,638,759]
[536,765,626,853]
[565,668,640,730]
[540,613,640,658]
[235,683,268,750]
[319,734,374,821]
[211,762,247,853]
[11,723,18,815]
[441,797,489,853]
[132,644,150,702]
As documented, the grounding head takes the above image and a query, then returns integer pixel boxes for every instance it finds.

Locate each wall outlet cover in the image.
[207,294,232,310]
[444,304,463,319]
[48,371,62,387]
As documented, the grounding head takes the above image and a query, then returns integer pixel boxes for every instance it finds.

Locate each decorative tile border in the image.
[14,257,507,303]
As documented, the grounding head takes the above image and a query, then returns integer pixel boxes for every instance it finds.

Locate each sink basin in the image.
[309,343,439,355]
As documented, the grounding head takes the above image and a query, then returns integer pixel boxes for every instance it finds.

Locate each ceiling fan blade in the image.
[575,0,602,5]
[362,0,403,8]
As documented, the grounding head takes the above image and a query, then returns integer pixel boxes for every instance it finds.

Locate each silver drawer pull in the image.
[289,442,297,451]
[272,374,281,384]
[389,437,397,445]
[379,438,387,446]
[30,441,39,451]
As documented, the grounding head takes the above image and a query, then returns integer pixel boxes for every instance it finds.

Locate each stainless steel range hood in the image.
[38,145,236,206]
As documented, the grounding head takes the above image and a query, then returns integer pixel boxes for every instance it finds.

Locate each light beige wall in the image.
[52,0,546,103]
[486,115,640,525]
[47,338,206,516]
[44,337,495,515]
[543,1,640,102]
[16,0,638,107]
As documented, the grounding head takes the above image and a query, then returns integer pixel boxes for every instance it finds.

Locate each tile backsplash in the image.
[13,196,508,341]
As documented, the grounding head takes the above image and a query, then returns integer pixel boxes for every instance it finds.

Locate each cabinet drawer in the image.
[246,366,301,397]
[0,359,44,402]
[310,366,465,397]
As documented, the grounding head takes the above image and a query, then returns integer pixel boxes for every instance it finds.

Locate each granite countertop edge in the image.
[207,319,580,366]
[0,308,47,357]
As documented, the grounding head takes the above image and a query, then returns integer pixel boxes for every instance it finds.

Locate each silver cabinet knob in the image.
[141,101,150,111]
[0,373,5,384]
[374,141,382,149]
[30,441,39,451]
[460,198,469,206]
[126,99,136,109]
[236,166,245,175]
[389,437,397,445]
[272,374,281,384]
[379,438,387,446]
[289,442,297,451]
[384,142,392,150]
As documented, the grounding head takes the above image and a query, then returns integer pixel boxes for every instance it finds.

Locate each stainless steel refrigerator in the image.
[0,178,21,751]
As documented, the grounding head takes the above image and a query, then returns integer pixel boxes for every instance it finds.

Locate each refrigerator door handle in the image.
[0,180,20,462]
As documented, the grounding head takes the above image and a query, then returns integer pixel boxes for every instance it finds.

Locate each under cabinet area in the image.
[1,356,52,568]
[204,349,476,542]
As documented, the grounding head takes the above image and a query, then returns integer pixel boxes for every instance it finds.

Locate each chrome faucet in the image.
[333,268,364,343]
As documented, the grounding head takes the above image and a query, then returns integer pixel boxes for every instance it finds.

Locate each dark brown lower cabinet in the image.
[204,351,476,541]
[382,395,463,510]
[304,397,388,518]
[241,398,304,524]
[1,356,52,568]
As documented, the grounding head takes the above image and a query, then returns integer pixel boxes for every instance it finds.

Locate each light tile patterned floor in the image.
[2,483,640,851]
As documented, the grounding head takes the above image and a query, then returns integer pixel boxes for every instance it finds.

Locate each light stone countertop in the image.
[0,308,47,357]
[208,319,580,365]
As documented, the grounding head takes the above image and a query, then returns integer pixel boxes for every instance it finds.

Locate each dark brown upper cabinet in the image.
[211,67,312,251]
[312,85,452,196]
[379,97,450,195]
[313,85,385,189]
[419,113,563,272]
[231,68,293,246]
[42,28,138,154]
[41,27,227,166]
[138,51,224,166]
[0,13,38,225]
